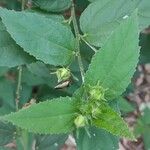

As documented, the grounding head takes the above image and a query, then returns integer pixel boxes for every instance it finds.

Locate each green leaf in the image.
[84,12,139,100]
[0,8,75,66]
[32,0,71,12]
[0,0,21,11]
[27,61,50,78]
[76,127,119,150]
[19,83,32,106]
[0,67,9,76]
[35,134,68,150]
[21,67,57,87]
[139,33,150,64]
[0,78,15,115]
[80,0,150,47]
[141,107,150,124]
[0,77,33,114]
[16,131,34,150]
[93,103,135,140]
[0,121,16,146]
[138,0,150,30]
[21,68,49,86]
[0,20,34,67]
[118,97,135,113]
[88,0,150,30]
[37,85,69,101]
[80,0,138,46]
[1,97,78,134]
[143,131,150,150]
[26,8,65,22]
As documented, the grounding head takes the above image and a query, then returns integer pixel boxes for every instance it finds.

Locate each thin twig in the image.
[21,0,25,10]
[15,0,25,111]
[16,66,22,111]
[71,1,85,83]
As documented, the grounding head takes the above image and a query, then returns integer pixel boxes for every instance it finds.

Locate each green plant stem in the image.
[16,66,22,111]
[21,0,25,10]
[71,2,85,83]
[81,37,98,53]
[15,0,25,111]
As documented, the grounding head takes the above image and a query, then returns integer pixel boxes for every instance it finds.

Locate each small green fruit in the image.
[74,115,86,128]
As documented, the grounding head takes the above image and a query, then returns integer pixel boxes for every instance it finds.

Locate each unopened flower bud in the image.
[74,115,86,128]
[56,68,71,82]
[88,84,106,101]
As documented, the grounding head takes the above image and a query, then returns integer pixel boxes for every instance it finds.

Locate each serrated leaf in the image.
[32,0,71,12]
[0,121,16,146]
[80,0,139,46]
[80,0,150,47]
[0,20,35,67]
[1,97,78,134]
[88,0,150,30]
[93,103,135,140]
[35,134,68,150]
[0,8,75,66]
[84,12,139,100]
[76,127,119,150]
[26,8,65,22]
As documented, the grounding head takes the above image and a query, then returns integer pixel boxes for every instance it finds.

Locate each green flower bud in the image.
[56,68,71,82]
[74,115,86,128]
[91,107,101,118]
[88,84,106,101]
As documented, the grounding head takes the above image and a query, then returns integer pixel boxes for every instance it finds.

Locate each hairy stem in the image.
[15,0,25,111]
[15,66,22,111]
[71,2,85,83]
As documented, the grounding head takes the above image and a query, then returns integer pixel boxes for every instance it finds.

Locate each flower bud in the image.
[56,68,71,82]
[91,107,101,118]
[74,115,86,128]
[88,84,106,101]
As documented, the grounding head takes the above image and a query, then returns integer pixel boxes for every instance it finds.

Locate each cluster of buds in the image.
[74,83,107,128]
